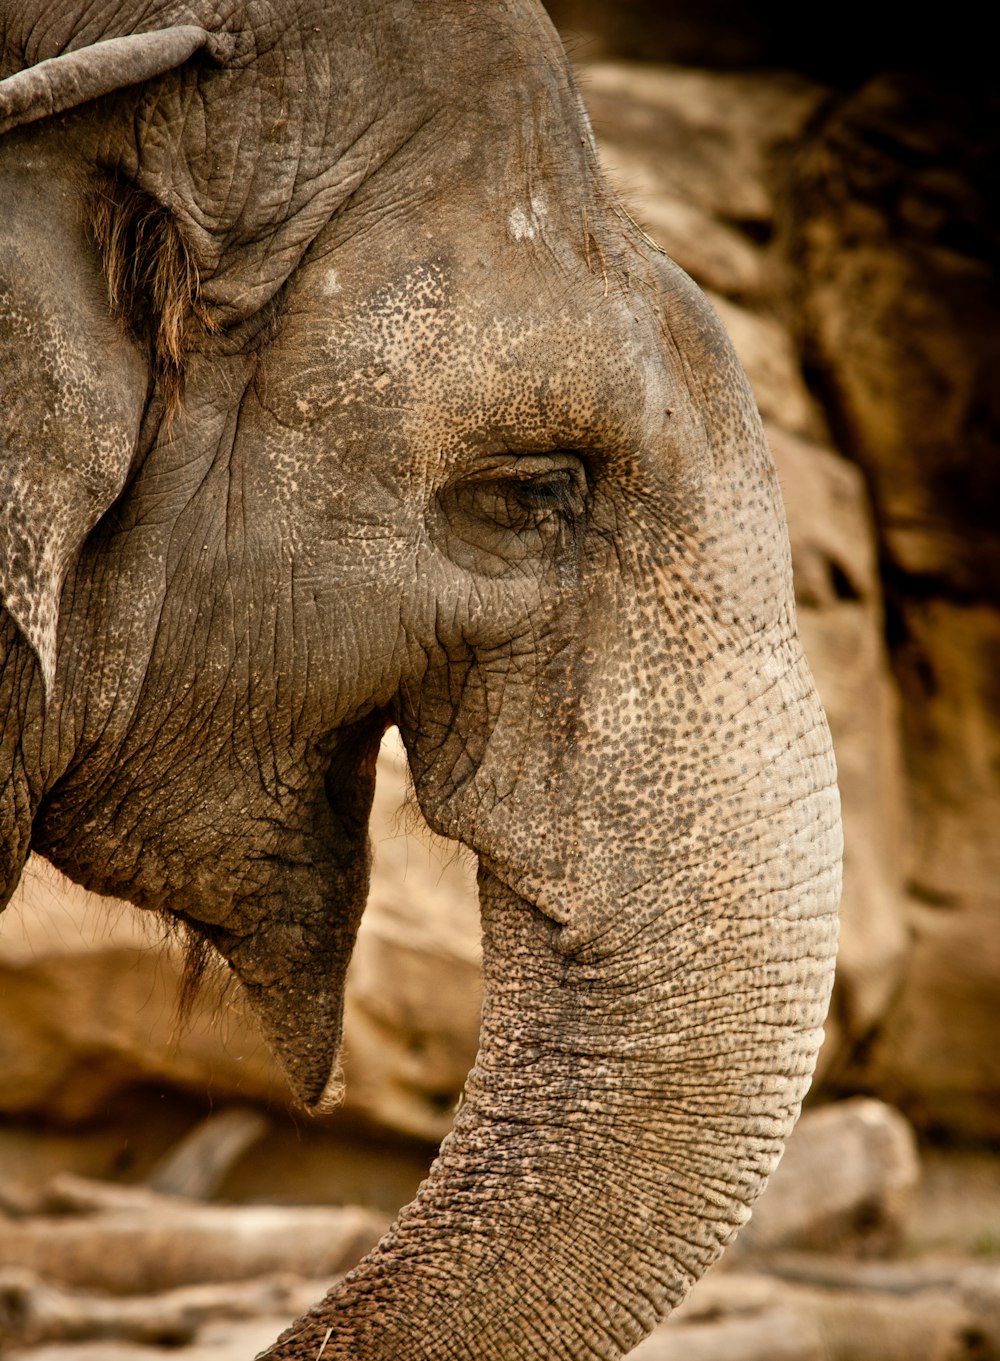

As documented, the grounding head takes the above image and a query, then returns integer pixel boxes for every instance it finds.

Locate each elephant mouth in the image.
[308,1059,348,1115]
[234,969,354,1115]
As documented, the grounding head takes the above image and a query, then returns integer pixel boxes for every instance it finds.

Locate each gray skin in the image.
[0,3,841,1358]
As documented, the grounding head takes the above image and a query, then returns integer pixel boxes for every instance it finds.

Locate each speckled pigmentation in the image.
[0,3,841,1358]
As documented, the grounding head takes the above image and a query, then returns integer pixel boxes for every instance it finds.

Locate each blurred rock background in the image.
[2,4,997,1357]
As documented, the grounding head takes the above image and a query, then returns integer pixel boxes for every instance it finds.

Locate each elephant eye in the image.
[456,453,588,533]
[432,451,589,575]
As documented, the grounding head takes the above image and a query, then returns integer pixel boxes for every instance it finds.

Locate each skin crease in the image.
[0,3,842,1359]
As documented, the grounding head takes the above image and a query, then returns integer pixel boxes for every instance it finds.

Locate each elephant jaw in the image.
[205,893,364,1112]
[248,990,351,1116]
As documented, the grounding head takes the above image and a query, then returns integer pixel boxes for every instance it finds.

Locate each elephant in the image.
[0,2,841,1358]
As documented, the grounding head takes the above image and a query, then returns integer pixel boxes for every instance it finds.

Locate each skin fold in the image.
[0,3,842,1358]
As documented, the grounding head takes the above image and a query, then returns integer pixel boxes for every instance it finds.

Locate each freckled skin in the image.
[0,3,841,1359]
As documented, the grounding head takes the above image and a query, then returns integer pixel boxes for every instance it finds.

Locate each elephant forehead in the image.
[257,255,686,489]
[64,0,597,329]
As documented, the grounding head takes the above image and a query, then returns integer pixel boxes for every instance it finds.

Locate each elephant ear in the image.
[0,26,234,135]
[0,25,232,694]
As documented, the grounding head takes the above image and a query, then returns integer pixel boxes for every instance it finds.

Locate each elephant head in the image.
[0,2,841,1357]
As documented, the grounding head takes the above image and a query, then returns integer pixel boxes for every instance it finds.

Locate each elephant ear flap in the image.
[1,191,150,698]
[0,25,234,136]
[0,23,233,693]
[0,455,129,698]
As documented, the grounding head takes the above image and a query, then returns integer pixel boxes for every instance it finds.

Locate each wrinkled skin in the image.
[0,3,841,1358]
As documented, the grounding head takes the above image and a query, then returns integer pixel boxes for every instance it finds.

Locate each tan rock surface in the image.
[878,603,1000,1138]
[707,294,827,441]
[784,71,1000,1136]
[784,74,1000,598]
[735,1098,920,1258]
[0,1176,386,1294]
[767,425,908,1072]
[861,892,1000,1140]
[0,870,283,1120]
[580,62,824,227]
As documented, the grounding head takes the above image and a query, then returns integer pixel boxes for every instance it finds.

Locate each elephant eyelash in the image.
[507,469,583,517]
[465,465,587,535]
[464,451,588,517]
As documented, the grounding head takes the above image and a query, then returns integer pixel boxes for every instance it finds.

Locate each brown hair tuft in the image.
[87,176,215,414]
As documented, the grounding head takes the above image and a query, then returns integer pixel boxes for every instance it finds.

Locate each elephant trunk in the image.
[263,742,840,1359]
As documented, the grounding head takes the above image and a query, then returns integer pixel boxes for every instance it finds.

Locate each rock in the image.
[891,601,1000,908]
[631,1308,826,1361]
[621,192,771,302]
[0,1267,327,1351]
[145,1108,270,1200]
[784,74,1000,599]
[706,294,827,440]
[0,1107,431,1220]
[578,63,831,444]
[580,62,825,227]
[860,892,1000,1141]
[781,74,1000,1134]
[0,869,286,1121]
[631,1260,995,1361]
[767,426,881,610]
[907,1146,1000,1257]
[735,1099,920,1258]
[766,425,908,1076]
[4,1316,295,1361]
[339,742,480,1139]
[546,0,991,85]
[863,583,1000,1136]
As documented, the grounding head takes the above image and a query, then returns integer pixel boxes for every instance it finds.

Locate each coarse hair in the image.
[87,173,215,416]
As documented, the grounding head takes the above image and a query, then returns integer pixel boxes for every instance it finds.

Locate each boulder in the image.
[580,62,824,229]
[634,1270,989,1361]
[767,425,908,1076]
[0,1175,386,1295]
[784,74,1000,600]
[785,72,1000,1137]
[864,887,1000,1138]
[707,294,827,440]
[735,1098,920,1258]
[0,868,284,1122]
